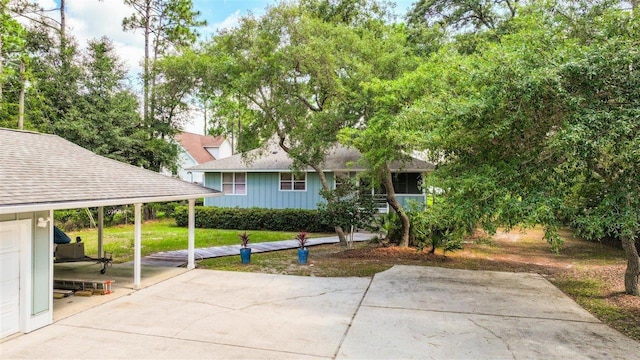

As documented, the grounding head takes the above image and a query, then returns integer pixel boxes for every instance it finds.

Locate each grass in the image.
[64,218,322,263]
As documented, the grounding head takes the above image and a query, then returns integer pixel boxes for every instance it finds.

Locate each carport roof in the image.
[0,128,220,214]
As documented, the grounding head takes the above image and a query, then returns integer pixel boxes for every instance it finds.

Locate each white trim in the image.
[279,172,307,192]
[187,199,195,270]
[0,193,222,215]
[26,212,53,333]
[133,204,142,290]
[178,144,198,164]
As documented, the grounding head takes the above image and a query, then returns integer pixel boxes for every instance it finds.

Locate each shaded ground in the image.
[199,227,640,341]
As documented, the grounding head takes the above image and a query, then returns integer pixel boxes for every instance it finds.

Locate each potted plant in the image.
[296,231,309,264]
[239,231,251,264]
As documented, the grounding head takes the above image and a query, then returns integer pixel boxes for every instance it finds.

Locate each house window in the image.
[334,171,357,189]
[222,172,246,195]
[392,173,422,194]
[280,172,306,191]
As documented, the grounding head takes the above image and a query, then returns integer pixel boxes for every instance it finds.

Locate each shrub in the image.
[387,201,464,254]
[174,206,334,232]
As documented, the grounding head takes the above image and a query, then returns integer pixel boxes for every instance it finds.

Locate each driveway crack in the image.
[332,276,374,360]
[468,318,516,360]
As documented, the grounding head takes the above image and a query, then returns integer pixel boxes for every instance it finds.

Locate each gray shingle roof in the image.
[189,145,434,172]
[0,128,219,213]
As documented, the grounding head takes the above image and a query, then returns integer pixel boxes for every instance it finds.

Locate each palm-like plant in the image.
[238,231,250,248]
[296,231,308,249]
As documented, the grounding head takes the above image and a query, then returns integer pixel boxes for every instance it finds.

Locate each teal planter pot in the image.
[240,247,252,264]
[298,248,309,264]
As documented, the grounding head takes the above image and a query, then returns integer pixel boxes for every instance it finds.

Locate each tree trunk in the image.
[18,60,25,130]
[0,34,3,100]
[143,0,151,125]
[310,164,348,246]
[621,235,640,296]
[380,163,410,247]
[275,136,348,246]
[59,0,66,41]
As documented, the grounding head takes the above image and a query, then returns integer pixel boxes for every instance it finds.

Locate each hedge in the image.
[174,206,335,233]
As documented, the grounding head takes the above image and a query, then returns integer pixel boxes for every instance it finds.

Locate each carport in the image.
[0,128,221,339]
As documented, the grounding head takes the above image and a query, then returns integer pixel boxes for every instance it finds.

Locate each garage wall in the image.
[0,211,53,334]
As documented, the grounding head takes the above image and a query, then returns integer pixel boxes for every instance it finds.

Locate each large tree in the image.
[60,37,148,166]
[195,0,392,245]
[122,0,205,171]
[0,0,28,126]
[406,0,521,31]
[406,1,640,294]
[338,22,424,247]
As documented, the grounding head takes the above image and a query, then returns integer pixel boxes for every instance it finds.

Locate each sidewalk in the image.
[140,232,373,267]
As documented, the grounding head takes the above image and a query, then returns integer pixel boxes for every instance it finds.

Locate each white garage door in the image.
[0,221,22,338]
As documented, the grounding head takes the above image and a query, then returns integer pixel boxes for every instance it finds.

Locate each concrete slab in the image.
[0,324,320,359]
[337,266,640,360]
[2,266,638,360]
[361,266,595,321]
[3,270,370,359]
[53,262,187,321]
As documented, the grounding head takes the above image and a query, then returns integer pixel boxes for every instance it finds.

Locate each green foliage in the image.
[174,206,335,233]
[406,0,519,32]
[122,0,206,171]
[385,201,464,253]
[318,180,379,231]
[54,203,183,231]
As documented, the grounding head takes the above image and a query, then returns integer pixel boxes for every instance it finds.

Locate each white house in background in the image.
[0,128,220,340]
[174,132,233,184]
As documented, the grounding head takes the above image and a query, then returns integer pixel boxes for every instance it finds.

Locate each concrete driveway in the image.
[2,266,638,359]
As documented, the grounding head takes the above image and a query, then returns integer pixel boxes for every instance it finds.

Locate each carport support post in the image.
[187,199,195,269]
[134,203,142,289]
[98,206,104,258]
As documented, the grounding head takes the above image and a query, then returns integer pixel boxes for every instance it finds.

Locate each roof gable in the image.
[0,128,219,213]
[175,132,225,164]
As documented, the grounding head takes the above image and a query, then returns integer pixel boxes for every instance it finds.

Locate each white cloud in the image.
[66,1,144,72]
[207,10,242,34]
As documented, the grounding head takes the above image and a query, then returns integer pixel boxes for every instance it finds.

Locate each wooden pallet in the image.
[53,279,114,295]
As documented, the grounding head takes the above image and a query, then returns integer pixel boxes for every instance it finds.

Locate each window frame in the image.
[221,172,247,195]
[279,172,307,192]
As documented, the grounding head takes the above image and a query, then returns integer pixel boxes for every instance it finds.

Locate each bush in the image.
[386,201,465,254]
[174,206,335,232]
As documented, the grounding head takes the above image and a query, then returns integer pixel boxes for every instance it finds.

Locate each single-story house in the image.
[171,132,232,184]
[188,145,434,212]
[0,128,220,339]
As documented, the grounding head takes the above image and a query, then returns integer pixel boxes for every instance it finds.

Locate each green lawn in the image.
[64,218,324,263]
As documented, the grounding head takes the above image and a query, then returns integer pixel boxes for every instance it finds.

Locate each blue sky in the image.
[196,0,416,24]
